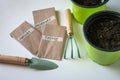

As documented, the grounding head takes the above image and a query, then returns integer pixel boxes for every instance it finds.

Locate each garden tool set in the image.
[1,8,81,70]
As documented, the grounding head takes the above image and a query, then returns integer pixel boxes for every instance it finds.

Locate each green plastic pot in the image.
[83,11,120,65]
[71,0,109,24]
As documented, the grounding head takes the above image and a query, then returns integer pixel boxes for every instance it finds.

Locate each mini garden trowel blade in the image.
[28,57,58,70]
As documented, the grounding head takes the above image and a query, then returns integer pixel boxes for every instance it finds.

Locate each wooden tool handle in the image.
[65,9,73,35]
[0,55,27,66]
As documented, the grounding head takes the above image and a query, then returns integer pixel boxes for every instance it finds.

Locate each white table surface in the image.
[0,0,120,80]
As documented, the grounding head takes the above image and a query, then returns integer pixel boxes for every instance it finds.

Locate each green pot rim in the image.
[71,0,109,8]
[83,10,120,52]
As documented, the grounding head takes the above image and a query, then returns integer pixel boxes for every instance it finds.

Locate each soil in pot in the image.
[86,18,120,51]
[75,0,102,6]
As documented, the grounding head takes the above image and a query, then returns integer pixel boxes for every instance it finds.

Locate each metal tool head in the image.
[64,36,80,59]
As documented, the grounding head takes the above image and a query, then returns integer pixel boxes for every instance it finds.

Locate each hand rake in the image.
[64,9,80,59]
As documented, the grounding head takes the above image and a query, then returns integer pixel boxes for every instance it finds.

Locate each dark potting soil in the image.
[87,18,120,50]
[75,0,102,6]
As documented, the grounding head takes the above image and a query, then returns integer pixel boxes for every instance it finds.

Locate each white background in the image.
[0,0,120,80]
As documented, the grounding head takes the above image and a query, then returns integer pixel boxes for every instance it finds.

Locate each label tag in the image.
[35,16,56,27]
[42,35,63,42]
[18,28,34,41]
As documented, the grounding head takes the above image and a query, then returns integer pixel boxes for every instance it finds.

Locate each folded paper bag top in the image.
[33,7,58,32]
[10,21,41,55]
[37,24,67,60]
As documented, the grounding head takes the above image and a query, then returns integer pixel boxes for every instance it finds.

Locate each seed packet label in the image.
[35,16,56,28]
[18,28,34,41]
[42,35,63,42]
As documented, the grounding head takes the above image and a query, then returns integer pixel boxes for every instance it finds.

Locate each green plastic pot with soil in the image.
[83,11,120,65]
[71,0,109,24]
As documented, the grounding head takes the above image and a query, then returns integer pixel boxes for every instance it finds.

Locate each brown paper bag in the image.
[10,21,41,55]
[33,7,58,32]
[37,24,66,60]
